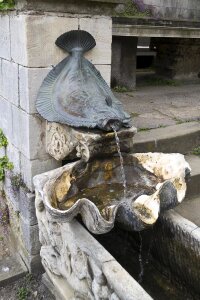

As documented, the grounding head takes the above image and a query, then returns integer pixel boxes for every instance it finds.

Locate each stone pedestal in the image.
[46,122,137,162]
[0,6,113,272]
[111,36,138,90]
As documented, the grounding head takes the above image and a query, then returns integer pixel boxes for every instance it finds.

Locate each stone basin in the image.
[34,152,190,234]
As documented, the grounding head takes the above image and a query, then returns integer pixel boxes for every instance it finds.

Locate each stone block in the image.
[21,154,61,192]
[95,64,111,87]
[11,106,49,160]
[20,216,41,255]
[6,142,21,173]
[4,170,20,212]
[0,96,12,141]
[10,14,78,67]
[0,15,11,60]
[0,60,19,106]
[19,187,37,225]
[19,66,51,114]
[79,16,112,65]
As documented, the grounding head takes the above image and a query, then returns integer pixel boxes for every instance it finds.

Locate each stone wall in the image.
[0,11,112,271]
[151,38,200,80]
[135,0,200,20]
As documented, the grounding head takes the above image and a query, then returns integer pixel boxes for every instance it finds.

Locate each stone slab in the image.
[175,196,200,227]
[0,60,18,106]
[0,96,12,141]
[132,122,200,154]
[19,187,37,226]
[19,66,51,114]
[79,16,112,65]
[20,216,41,255]
[185,155,200,198]
[6,142,21,174]
[152,210,200,295]
[20,154,61,192]
[11,106,50,160]
[0,15,11,61]
[10,14,78,67]
[0,255,27,287]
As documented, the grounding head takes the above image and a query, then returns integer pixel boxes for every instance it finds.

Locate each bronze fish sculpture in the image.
[36,30,131,131]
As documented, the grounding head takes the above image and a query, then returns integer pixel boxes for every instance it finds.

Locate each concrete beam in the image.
[113,24,200,38]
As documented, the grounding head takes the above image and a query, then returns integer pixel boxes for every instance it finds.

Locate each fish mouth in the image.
[98,119,122,131]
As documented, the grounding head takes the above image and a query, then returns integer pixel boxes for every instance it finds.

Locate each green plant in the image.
[0,129,8,148]
[113,85,130,93]
[192,146,200,155]
[0,0,15,10]
[0,156,14,181]
[17,287,29,300]
[138,127,150,132]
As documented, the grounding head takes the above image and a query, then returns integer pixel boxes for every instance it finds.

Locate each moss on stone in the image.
[0,0,15,11]
[116,0,151,17]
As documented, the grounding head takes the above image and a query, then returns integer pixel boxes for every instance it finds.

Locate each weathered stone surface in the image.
[0,15,11,60]
[4,170,20,212]
[21,154,61,192]
[0,60,18,106]
[19,187,37,226]
[0,97,12,141]
[6,142,21,173]
[11,106,49,160]
[111,36,138,90]
[132,122,200,154]
[79,16,112,65]
[10,14,78,67]
[185,155,200,198]
[46,122,137,161]
[19,66,51,114]
[95,64,111,87]
[152,210,200,296]
[20,216,41,255]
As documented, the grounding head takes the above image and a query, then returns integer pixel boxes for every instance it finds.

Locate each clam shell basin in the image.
[33,153,191,234]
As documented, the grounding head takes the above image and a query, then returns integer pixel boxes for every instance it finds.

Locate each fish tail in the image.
[55,30,96,53]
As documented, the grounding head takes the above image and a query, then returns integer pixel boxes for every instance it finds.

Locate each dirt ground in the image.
[0,273,55,300]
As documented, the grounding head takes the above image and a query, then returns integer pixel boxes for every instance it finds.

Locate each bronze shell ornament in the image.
[36,30,132,131]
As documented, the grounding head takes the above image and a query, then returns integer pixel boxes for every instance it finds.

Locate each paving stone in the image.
[0,255,27,287]
[19,187,37,226]
[19,66,51,114]
[20,216,41,255]
[10,14,78,67]
[132,122,200,154]
[0,15,11,60]
[0,60,19,106]
[79,16,112,65]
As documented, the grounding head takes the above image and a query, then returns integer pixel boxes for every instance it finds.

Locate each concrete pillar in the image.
[151,37,200,80]
[111,36,138,90]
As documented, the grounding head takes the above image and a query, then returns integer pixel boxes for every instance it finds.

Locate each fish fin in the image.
[55,30,96,53]
[36,56,70,122]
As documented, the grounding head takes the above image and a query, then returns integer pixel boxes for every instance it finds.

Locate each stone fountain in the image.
[33,30,190,300]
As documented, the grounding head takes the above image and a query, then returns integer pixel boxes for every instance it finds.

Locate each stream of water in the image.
[111,126,127,197]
